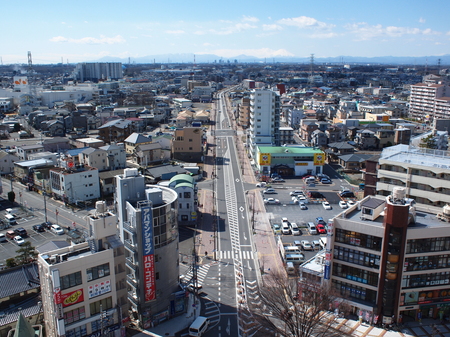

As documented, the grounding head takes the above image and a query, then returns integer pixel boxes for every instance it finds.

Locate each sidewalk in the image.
[132,293,199,337]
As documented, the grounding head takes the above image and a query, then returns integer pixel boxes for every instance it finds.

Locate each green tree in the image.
[419,134,436,149]
[6,258,17,268]
[7,191,15,203]
[15,242,38,265]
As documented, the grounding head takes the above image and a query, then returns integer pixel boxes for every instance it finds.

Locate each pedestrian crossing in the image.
[180,264,211,287]
[218,250,255,260]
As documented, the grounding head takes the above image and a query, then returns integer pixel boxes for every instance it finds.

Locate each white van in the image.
[305,177,315,184]
[286,262,296,275]
[285,254,305,264]
[5,208,18,216]
[284,246,301,255]
[4,214,16,226]
[319,237,327,250]
[291,223,300,236]
[282,222,291,235]
[189,316,210,336]
[307,222,317,235]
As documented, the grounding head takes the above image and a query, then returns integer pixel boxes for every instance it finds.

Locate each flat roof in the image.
[258,146,323,154]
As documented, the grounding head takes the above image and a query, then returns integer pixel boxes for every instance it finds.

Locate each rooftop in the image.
[380,144,450,169]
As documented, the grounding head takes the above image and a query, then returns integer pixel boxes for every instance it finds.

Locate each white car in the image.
[51,224,65,235]
[322,201,332,210]
[289,190,304,196]
[311,240,321,249]
[290,223,300,236]
[256,182,267,188]
[299,202,307,210]
[347,200,356,206]
[300,240,313,251]
[14,236,25,245]
[339,200,348,209]
[264,198,280,205]
[263,188,277,194]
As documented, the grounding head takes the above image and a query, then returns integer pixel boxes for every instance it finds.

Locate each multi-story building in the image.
[238,97,251,128]
[115,169,183,328]
[248,89,281,158]
[409,75,450,120]
[172,127,204,162]
[329,189,450,325]
[99,144,127,171]
[37,202,127,337]
[50,165,100,204]
[376,144,450,207]
[167,173,197,223]
[73,63,123,82]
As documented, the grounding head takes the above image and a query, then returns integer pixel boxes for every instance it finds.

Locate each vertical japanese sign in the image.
[142,206,156,301]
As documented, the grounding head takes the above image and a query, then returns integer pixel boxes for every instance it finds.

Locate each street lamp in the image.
[35,172,48,224]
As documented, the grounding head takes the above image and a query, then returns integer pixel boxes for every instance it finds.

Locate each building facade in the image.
[248,89,281,158]
[171,127,204,163]
[329,189,450,325]
[409,76,450,120]
[73,63,123,82]
[115,169,183,328]
[37,203,127,337]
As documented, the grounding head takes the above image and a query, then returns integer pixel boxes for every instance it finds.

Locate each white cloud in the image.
[208,22,257,35]
[198,48,294,58]
[242,15,259,23]
[165,30,185,35]
[262,24,282,31]
[345,23,440,40]
[419,17,426,24]
[277,16,334,30]
[50,35,125,44]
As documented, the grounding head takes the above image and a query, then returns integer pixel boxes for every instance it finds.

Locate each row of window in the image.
[405,255,450,271]
[333,280,377,305]
[333,262,379,287]
[335,228,382,251]
[333,245,381,269]
[61,263,110,290]
[406,237,450,254]
[402,272,450,289]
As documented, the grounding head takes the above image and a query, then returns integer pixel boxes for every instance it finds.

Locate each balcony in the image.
[123,221,136,234]
[128,291,139,306]
[127,274,138,288]
[125,257,137,271]
[124,240,137,252]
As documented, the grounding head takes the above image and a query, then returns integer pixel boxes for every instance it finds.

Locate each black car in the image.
[14,227,28,237]
[33,224,45,232]
[41,221,53,230]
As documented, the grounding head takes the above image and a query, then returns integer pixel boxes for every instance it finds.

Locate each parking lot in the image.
[0,205,71,267]
[257,175,355,263]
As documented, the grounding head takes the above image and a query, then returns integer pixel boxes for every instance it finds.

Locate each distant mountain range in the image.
[97,53,450,65]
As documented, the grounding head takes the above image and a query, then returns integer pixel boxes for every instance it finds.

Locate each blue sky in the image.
[2,0,450,64]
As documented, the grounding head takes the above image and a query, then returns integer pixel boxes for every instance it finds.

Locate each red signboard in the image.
[61,289,84,307]
[54,287,62,305]
[144,255,156,301]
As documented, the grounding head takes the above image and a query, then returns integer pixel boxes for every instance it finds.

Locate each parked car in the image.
[0,233,7,243]
[315,217,326,226]
[51,224,65,235]
[5,230,16,239]
[272,177,285,182]
[339,200,348,209]
[322,201,332,210]
[291,223,300,236]
[14,227,28,238]
[347,200,356,206]
[290,190,304,196]
[263,188,277,194]
[311,240,321,249]
[33,224,45,232]
[300,240,313,251]
[299,202,307,210]
[13,236,25,245]
[321,178,332,184]
[256,182,267,188]
[264,198,280,205]
[316,224,326,234]
[41,221,53,230]
[272,224,282,235]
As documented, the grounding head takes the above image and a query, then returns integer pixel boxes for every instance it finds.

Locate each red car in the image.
[316,224,326,234]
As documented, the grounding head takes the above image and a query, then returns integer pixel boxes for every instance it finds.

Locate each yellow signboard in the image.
[313,153,325,165]
[259,153,271,165]
[295,162,308,166]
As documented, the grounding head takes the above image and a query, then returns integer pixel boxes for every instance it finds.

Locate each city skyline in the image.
[2,0,450,65]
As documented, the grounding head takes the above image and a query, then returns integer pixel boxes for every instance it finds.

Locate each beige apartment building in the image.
[171,127,204,162]
[37,202,127,337]
[409,75,450,120]
[376,144,450,207]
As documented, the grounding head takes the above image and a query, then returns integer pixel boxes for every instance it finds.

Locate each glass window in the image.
[86,263,110,282]
[61,271,82,290]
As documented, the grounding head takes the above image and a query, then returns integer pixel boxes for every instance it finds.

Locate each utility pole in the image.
[36,172,48,223]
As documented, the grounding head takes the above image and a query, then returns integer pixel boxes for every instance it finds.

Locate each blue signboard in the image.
[324,265,331,280]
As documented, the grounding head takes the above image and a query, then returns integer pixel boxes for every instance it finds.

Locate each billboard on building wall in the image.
[313,153,325,165]
[141,206,156,301]
[259,153,271,166]
[62,289,84,307]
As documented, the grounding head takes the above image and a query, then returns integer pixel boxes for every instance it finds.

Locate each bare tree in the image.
[254,271,350,337]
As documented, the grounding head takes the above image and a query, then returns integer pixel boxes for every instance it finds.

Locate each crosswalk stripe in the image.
[218,250,255,260]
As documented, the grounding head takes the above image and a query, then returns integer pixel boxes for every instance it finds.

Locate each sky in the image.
[2,0,450,64]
